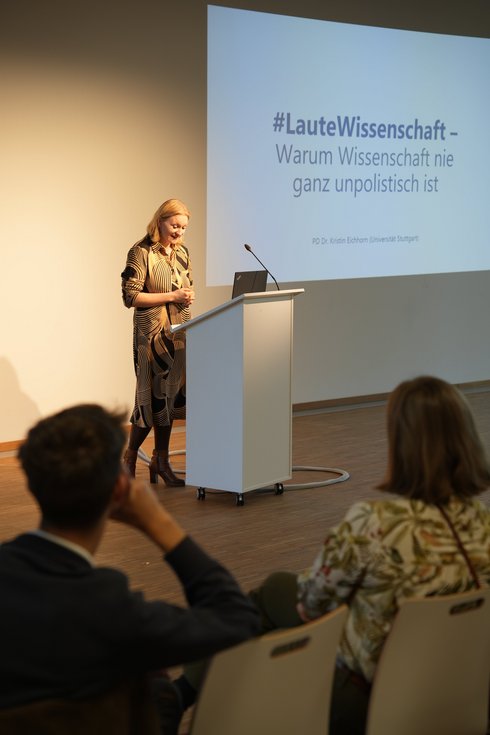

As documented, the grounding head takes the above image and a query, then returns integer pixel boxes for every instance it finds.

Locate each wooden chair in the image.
[189,605,348,735]
[0,677,161,735]
[366,587,490,735]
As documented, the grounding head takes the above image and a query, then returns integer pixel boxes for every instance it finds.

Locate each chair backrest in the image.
[366,587,490,735]
[189,605,348,735]
[0,678,161,735]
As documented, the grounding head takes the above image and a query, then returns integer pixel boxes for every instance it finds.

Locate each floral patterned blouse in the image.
[297,496,490,682]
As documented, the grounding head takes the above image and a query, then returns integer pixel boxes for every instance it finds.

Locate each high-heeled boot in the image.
[149,450,185,487]
[122,448,138,478]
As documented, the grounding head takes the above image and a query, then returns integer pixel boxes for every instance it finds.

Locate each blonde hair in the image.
[378,375,490,504]
[146,199,191,243]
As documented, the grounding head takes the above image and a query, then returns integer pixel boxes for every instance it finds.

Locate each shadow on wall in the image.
[0,358,41,445]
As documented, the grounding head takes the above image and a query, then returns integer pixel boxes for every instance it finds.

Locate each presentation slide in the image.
[207,5,490,286]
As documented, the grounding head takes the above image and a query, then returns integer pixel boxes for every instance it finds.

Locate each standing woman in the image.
[121,199,194,485]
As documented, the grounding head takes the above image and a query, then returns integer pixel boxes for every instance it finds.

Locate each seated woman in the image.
[249,375,490,735]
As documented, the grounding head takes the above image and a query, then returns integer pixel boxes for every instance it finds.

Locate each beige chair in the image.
[189,605,348,735]
[366,587,490,735]
[0,677,161,735]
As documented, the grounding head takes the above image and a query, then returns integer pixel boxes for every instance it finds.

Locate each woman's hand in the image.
[133,289,195,308]
[172,288,195,306]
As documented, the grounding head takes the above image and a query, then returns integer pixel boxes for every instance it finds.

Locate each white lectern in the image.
[171,289,304,505]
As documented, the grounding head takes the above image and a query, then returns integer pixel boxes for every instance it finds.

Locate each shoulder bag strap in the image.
[437,504,481,589]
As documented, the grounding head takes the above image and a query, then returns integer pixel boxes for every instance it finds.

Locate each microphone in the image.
[244,244,280,291]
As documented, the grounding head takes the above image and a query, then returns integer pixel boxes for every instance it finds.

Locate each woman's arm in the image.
[297,501,374,620]
[121,242,195,308]
[133,289,194,307]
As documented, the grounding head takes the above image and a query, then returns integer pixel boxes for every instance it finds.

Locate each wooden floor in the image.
[1,390,489,731]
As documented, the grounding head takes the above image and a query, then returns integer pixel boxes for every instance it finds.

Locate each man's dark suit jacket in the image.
[0,532,260,708]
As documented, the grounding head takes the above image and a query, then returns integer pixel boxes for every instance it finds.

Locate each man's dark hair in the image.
[18,404,127,529]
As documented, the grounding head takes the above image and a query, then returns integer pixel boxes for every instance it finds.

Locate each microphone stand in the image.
[244,244,280,291]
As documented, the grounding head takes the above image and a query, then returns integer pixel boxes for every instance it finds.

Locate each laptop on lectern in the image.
[231,270,268,299]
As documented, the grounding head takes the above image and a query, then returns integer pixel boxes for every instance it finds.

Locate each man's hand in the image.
[110,477,186,553]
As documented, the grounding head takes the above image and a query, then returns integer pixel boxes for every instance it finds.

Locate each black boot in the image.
[122,448,137,478]
[149,450,185,487]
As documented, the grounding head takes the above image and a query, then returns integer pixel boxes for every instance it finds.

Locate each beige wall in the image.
[1,0,489,442]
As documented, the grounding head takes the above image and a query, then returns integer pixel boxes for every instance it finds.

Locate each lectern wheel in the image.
[274,483,284,495]
[236,494,245,507]
[197,487,206,501]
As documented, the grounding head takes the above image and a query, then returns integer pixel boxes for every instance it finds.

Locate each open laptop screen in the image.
[231,270,268,299]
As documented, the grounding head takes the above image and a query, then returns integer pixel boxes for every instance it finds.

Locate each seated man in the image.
[0,404,260,732]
